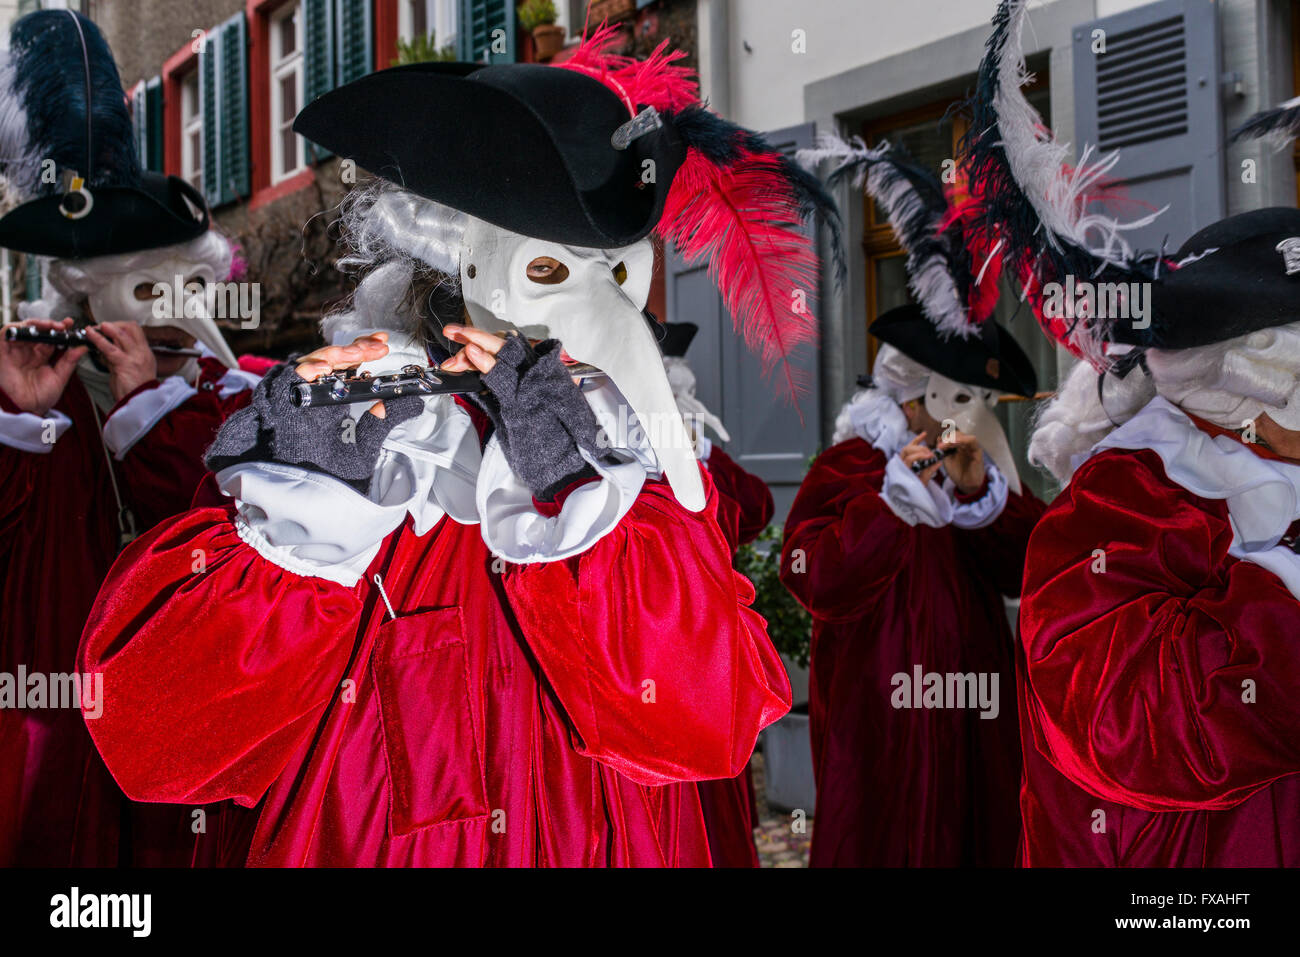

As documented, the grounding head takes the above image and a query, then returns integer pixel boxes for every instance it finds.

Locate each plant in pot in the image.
[735,524,816,813]
[518,0,565,63]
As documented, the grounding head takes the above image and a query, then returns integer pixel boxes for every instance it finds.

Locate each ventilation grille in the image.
[1095,15,1188,150]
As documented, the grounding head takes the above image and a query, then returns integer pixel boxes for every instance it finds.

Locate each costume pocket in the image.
[372,606,489,835]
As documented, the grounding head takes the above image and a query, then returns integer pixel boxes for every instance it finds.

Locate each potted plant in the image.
[587,0,637,27]
[735,525,816,814]
[518,0,565,63]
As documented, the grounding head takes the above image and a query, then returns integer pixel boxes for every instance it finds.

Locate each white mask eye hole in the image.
[612,261,627,285]
[954,392,972,404]
[526,256,569,285]
[132,281,158,302]
[186,275,208,290]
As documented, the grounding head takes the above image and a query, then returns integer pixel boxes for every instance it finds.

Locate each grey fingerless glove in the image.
[478,335,614,502]
[205,361,425,495]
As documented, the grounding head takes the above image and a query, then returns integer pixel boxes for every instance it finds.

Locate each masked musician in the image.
[74,31,840,866]
[0,12,259,867]
[968,0,1300,866]
[784,133,1045,866]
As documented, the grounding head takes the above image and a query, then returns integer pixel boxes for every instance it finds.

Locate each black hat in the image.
[657,321,698,358]
[0,11,210,259]
[871,303,1037,397]
[1123,207,1300,350]
[294,62,686,248]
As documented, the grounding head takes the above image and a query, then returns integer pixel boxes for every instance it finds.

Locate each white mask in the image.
[84,253,238,369]
[460,216,705,512]
[663,356,730,444]
[924,371,1022,495]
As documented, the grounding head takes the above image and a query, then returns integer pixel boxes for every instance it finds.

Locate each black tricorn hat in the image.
[0,11,211,260]
[0,171,209,259]
[658,321,698,358]
[1119,207,1300,350]
[294,62,687,248]
[871,303,1037,397]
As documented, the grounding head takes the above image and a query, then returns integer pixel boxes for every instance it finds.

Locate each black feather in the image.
[7,10,139,194]
[1230,100,1300,145]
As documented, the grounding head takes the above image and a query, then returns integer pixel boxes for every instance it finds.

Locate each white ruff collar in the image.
[1087,396,1300,599]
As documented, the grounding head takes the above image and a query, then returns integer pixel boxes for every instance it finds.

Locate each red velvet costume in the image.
[78,461,790,866]
[0,358,254,866]
[1018,443,1300,866]
[695,443,775,867]
[782,437,1043,866]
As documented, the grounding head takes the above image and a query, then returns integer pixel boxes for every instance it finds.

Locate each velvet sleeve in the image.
[707,445,775,551]
[956,485,1046,597]
[1020,447,1300,812]
[500,471,791,787]
[780,438,913,623]
[78,507,364,807]
[119,388,251,531]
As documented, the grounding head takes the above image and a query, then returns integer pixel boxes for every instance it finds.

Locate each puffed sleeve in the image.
[780,438,914,623]
[707,444,775,551]
[1020,447,1300,811]
[78,507,363,807]
[500,471,790,786]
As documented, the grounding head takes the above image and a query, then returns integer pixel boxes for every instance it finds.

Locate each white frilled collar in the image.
[1085,396,1300,599]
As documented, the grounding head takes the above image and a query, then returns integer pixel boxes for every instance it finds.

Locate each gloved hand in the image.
[205,360,424,496]
[474,333,614,502]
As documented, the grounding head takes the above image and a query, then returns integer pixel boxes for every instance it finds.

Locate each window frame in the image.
[269,0,307,185]
[180,69,204,192]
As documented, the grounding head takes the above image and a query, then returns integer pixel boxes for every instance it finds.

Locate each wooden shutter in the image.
[199,14,250,208]
[304,0,336,104]
[144,77,164,173]
[131,81,148,170]
[1073,0,1223,250]
[335,0,374,86]
[663,123,822,520]
[457,0,515,64]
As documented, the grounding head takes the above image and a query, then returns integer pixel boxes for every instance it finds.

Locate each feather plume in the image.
[1230,95,1300,148]
[557,27,831,394]
[962,0,1164,366]
[0,11,138,202]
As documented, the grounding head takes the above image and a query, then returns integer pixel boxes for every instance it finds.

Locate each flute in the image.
[4,324,203,358]
[291,361,606,408]
[910,444,958,474]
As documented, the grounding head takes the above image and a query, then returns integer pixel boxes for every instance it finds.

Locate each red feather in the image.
[557,28,822,399]
[656,149,819,397]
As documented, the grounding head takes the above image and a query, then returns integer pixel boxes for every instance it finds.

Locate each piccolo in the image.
[291,362,606,408]
[4,324,203,358]
[910,445,958,474]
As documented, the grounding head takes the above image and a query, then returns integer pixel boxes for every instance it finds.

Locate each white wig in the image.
[321,180,467,344]
[1030,322,1300,483]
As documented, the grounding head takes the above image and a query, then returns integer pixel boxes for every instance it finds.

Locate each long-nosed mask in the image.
[924,371,1021,495]
[459,216,705,512]
[82,252,239,369]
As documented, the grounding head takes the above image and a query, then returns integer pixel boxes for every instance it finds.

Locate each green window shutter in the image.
[24,254,40,304]
[131,82,148,170]
[218,14,250,203]
[459,0,515,64]
[303,0,336,161]
[145,76,164,173]
[335,0,373,86]
[200,33,220,207]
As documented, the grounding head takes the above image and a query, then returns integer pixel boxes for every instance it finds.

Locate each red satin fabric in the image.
[1018,447,1300,866]
[78,469,791,866]
[782,438,1042,866]
[0,365,252,866]
[693,443,776,868]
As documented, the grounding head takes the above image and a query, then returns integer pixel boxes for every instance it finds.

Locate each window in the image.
[399,0,456,51]
[271,2,306,183]
[181,71,203,192]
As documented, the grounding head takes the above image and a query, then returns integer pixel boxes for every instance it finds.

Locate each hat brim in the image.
[0,173,209,259]
[871,304,1038,397]
[293,62,684,249]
